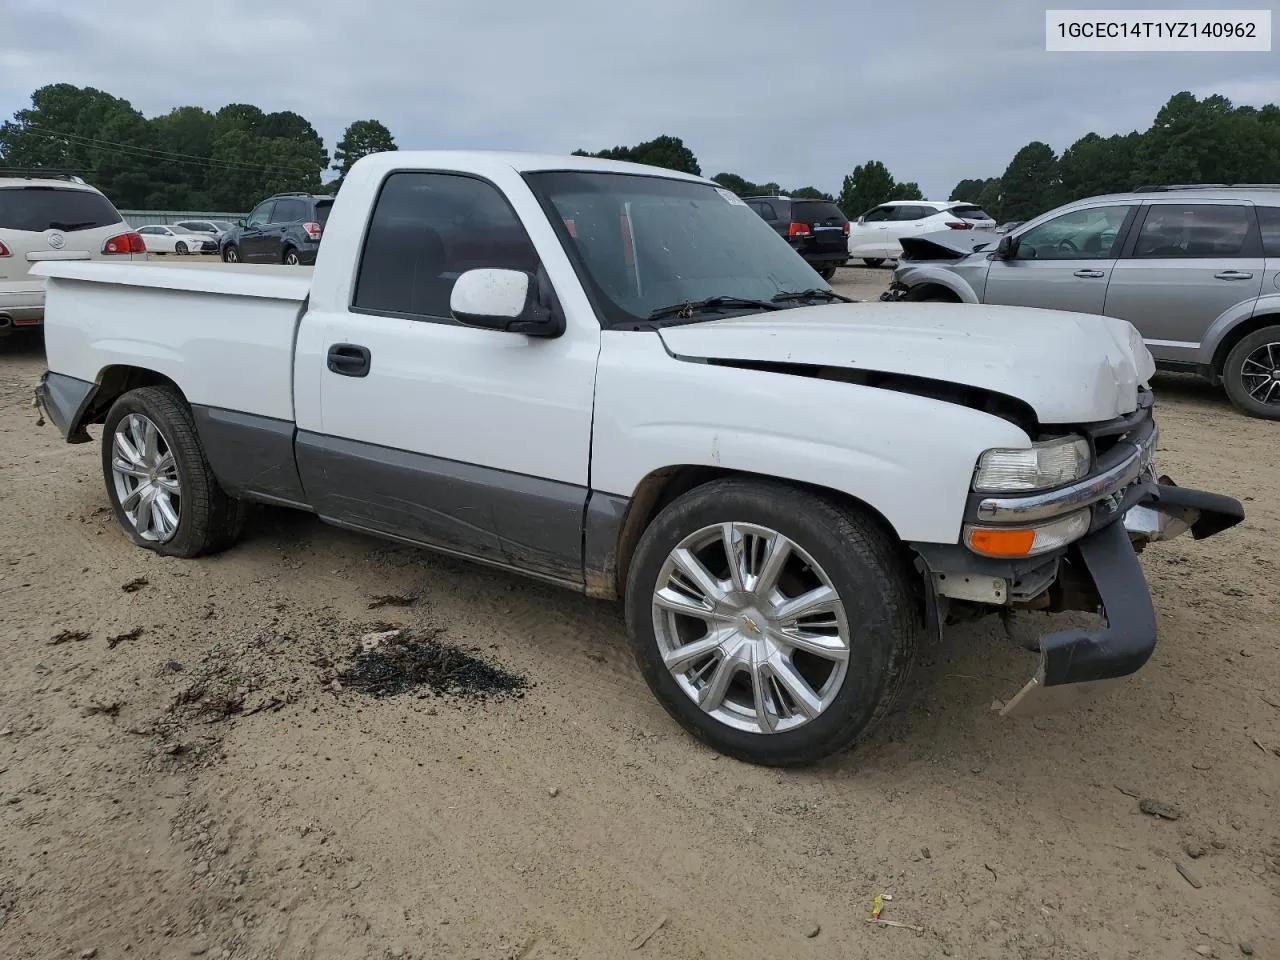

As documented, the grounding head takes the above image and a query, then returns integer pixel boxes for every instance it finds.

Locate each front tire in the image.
[101,386,245,558]
[863,258,885,267]
[175,242,189,255]
[904,286,961,303]
[624,478,922,767]
[222,245,240,263]
[1222,325,1280,420]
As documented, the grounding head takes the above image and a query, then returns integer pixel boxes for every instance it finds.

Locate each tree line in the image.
[0,84,397,211]
[3,86,1275,222]
[575,91,1280,225]
[950,92,1280,222]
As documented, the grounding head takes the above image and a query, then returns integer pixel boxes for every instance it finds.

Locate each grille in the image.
[1059,388,1155,462]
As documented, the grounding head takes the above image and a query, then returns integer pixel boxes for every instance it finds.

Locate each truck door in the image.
[293,169,600,585]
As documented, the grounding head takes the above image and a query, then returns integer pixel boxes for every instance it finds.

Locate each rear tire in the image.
[283,248,300,266]
[624,477,923,767]
[863,258,885,267]
[818,265,837,281]
[101,386,245,558]
[1222,324,1280,419]
[222,245,240,263]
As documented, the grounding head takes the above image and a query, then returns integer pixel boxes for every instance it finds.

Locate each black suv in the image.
[220,192,333,265]
[743,196,849,279]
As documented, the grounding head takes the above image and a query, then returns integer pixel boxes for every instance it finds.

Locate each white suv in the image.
[847,200,996,266]
[1,175,146,337]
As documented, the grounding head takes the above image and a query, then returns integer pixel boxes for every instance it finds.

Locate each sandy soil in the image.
[1,264,1277,960]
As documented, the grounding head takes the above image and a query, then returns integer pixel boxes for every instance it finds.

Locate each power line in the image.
[16,125,321,176]
[24,127,289,174]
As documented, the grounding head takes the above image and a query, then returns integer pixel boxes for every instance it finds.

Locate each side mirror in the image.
[236,219,246,228]
[450,268,564,337]
[857,215,866,225]
[995,234,1019,259]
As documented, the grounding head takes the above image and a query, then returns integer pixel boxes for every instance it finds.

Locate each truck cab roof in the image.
[348,149,712,183]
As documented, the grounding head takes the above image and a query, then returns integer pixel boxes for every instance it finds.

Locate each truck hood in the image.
[656,301,1156,425]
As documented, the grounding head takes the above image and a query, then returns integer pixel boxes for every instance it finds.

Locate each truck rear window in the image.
[0,186,122,232]
[791,200,847,226]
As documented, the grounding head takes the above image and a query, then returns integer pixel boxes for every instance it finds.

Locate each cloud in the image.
[1,0,1275,197]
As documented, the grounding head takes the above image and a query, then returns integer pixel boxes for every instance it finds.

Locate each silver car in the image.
[889,185,1280,419]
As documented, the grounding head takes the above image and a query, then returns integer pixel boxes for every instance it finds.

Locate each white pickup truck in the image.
[34,150,1243,767]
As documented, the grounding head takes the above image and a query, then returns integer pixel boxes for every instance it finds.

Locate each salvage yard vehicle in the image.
[888,185,1280,419]
[846,200,996,267]
[34,151,1244,767]
[219,192,332,265]
[742,195,850,279]
[1,172,146,337]
[134,224,218,256]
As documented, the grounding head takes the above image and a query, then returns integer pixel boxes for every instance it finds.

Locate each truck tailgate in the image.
[30,261,310,423]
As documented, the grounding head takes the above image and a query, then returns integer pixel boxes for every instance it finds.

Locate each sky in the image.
[1,0,1276,199]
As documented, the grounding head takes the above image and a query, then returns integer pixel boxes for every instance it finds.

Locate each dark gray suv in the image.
[219,192,333,266]
[889,185,1280,419]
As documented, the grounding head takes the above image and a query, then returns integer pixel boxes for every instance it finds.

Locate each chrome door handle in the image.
[1214,270,1254,280]
[1073,269,1106,278]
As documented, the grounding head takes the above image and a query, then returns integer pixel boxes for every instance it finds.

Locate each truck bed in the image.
[31,260,310,424]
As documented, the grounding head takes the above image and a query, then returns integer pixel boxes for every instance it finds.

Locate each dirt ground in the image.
[1,263,1277,960]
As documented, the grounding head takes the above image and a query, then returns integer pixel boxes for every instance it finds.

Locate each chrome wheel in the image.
[223,246,239,263]
[651,522,851,735]
[110,413,181,543]
[284,250,300,265]
[1239,341,1280,406]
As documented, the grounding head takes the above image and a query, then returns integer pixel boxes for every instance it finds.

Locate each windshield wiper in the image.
[770,287,854,304]
[646,295,784,322]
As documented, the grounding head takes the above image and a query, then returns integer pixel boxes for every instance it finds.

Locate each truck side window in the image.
[352,172,540,322]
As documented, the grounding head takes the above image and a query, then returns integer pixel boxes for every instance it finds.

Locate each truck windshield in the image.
[523,170,825,328]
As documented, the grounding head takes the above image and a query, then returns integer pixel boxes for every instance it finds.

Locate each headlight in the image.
[973,436,1090,492]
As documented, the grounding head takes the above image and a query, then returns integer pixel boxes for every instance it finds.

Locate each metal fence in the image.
[118,210,247,228]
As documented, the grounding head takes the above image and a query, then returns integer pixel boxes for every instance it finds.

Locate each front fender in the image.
[893,263,981,303]
[592,332,1030,545]
[1199,294,1280,371]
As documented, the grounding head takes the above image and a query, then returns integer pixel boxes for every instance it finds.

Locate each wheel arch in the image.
[896,265,979,304]
[1206,302,1280,382]
[68,365,186,440]
[904,282,964,303]
[588,465,905,601]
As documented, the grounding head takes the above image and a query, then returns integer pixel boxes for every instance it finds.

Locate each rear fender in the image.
[42,363,183,442]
